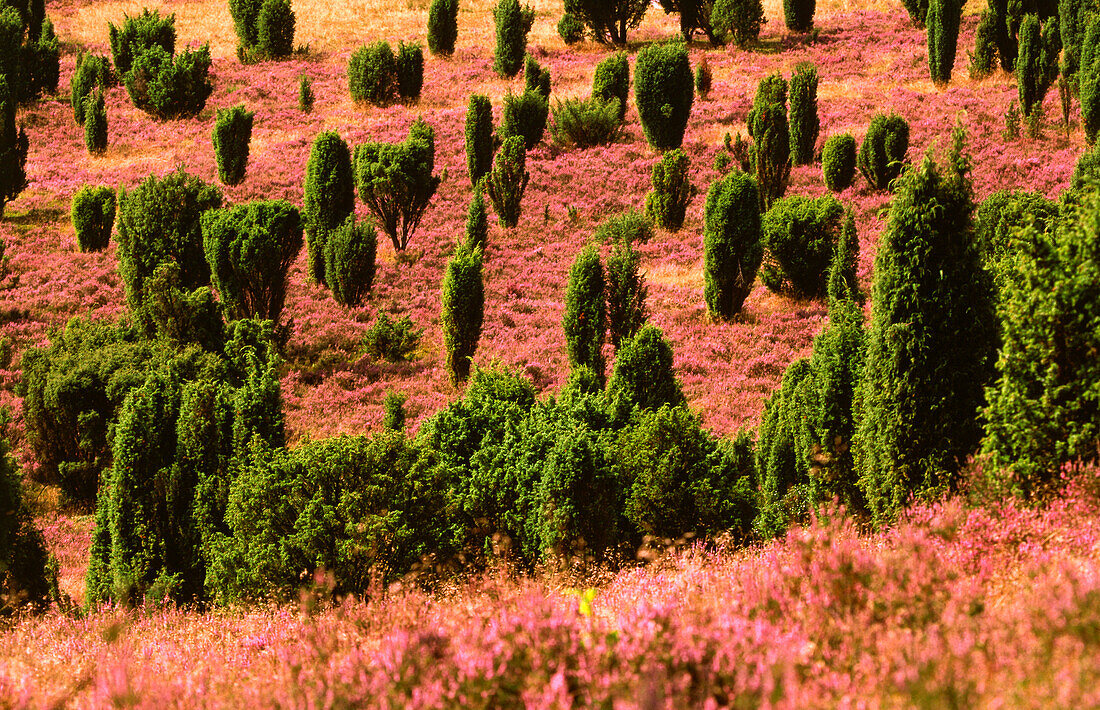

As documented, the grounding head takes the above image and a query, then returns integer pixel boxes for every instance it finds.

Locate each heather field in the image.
[3,0,1100,705]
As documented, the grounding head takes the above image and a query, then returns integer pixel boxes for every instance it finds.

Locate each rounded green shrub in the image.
[557,12,585,44]
[124,44,213,120]
[607,323,685,414]
[108,8,175,77]
[704,170,761,320]
[606,236,648,350]
[634,42,694,151]
[324,216,378,307]
[256,0,295,58]
[563,243,606,380]
[821,133,856,191]
[213,104,254,186]
[760,194,844,299]
[710,0,766,47]
[486,135,529,228]
[396,41,424,101]
[645,148,693,231]
[858,112,909,191]
[348,41,398,106]
[592,51,629,122]
[789,62,819,166]
[499,89,549,150]
[428,0,459,56]
[71,185,116,252]
[550,96,623,148]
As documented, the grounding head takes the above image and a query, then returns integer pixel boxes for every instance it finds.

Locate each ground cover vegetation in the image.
[3,0,1100,703]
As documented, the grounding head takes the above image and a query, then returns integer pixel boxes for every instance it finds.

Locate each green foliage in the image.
[324,216,377,307]
[968,9,998,80]
[71,53,111,124]
[751,100,791,211]
[709,0,766,47]
[557,12,585,44]
[606,236,648,350]
[607,323,685,416]
[71,185,116,252]
[124,44,213,120]
[703,170,762,320]
[83,89,107,155]
[27,17,59,98]
[229,0,262,49]
[109,8,175,77]
[645,148,693,231]
[1016,13,1060,117]
[256,0,295,58]
[465,94,494,186]
[1058,0,1099,81]
[594,209,654,244]
[858,112,909,191]
[695,54,712,98]
[348,41,398,106]
[563,0,648,45]
[747,72,787,140]
[827,209,862,305]
[297,75,313,112]
[383,391,406,431]
[428,0,459,56]
[783,0,814,31]
[354,118,443,251]
[139,263,226,351]
[821,133,856,191]
[202,200,303,323]
[760,194,844,299]
[116,168,222,331]
[499,89,549,150]
[524,53,551,97]
[563,244,607,380]
[856,128,997,524]
[396,41,424,101]
[21,319,165,508]
[550,96,623,148]
[465,187,488,251]
[492,0,535,77]
[0,431,52,614]
[616,407,755,541]
[1082,19,1100,143]
[974,189,1061,269]
[212,104,253,185]
[634,42,694,150]
[486,135,529,228]
[303,131,355,285]
[927,0,963,86]
[441,240,484,383]
[756,297,865,537]
[362,312,423,362]
[0,76,28,219]
[789,63,819,165]
[902,0,929,26]
[592,51,629,122]
[982,189,1100,496]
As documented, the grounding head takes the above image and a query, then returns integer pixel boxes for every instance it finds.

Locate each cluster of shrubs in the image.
[0,0,60,105]
[349,40,424,106]
[228,0,297,62]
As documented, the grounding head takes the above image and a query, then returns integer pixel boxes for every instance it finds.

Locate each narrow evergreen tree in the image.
[524,54,551,97]
[968,9,998,80]
[752,100,791,211]
[703,170,762,320]
[465,94,494,186]
[298,75,314,112]
[465,186,488,251]
[821,133,856,191]
[71,185,116,252]
[827,209,862,305]
[927,0,963,87]
[634,42,694,150]
[486,135,528,228]
[492,0,535,77]
[71,53,110,125]
[563,244,607,380]
[83,89,108,155]
[858,113,909,191]
[1016,14,1047,117]
[302,131,355,284]
[0,76,28,219]
[784,0,814,31]
[427,0,459,57]
[645,148,693,231]
[324,216,377,307]
[256,0,295,58]
[395,41,424,101]
[855,126,997,524]
[212,104,254,186]
[382,391,407,431]
[789,62,819,166]
[606,236,648,349]
[441,239,484,383]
